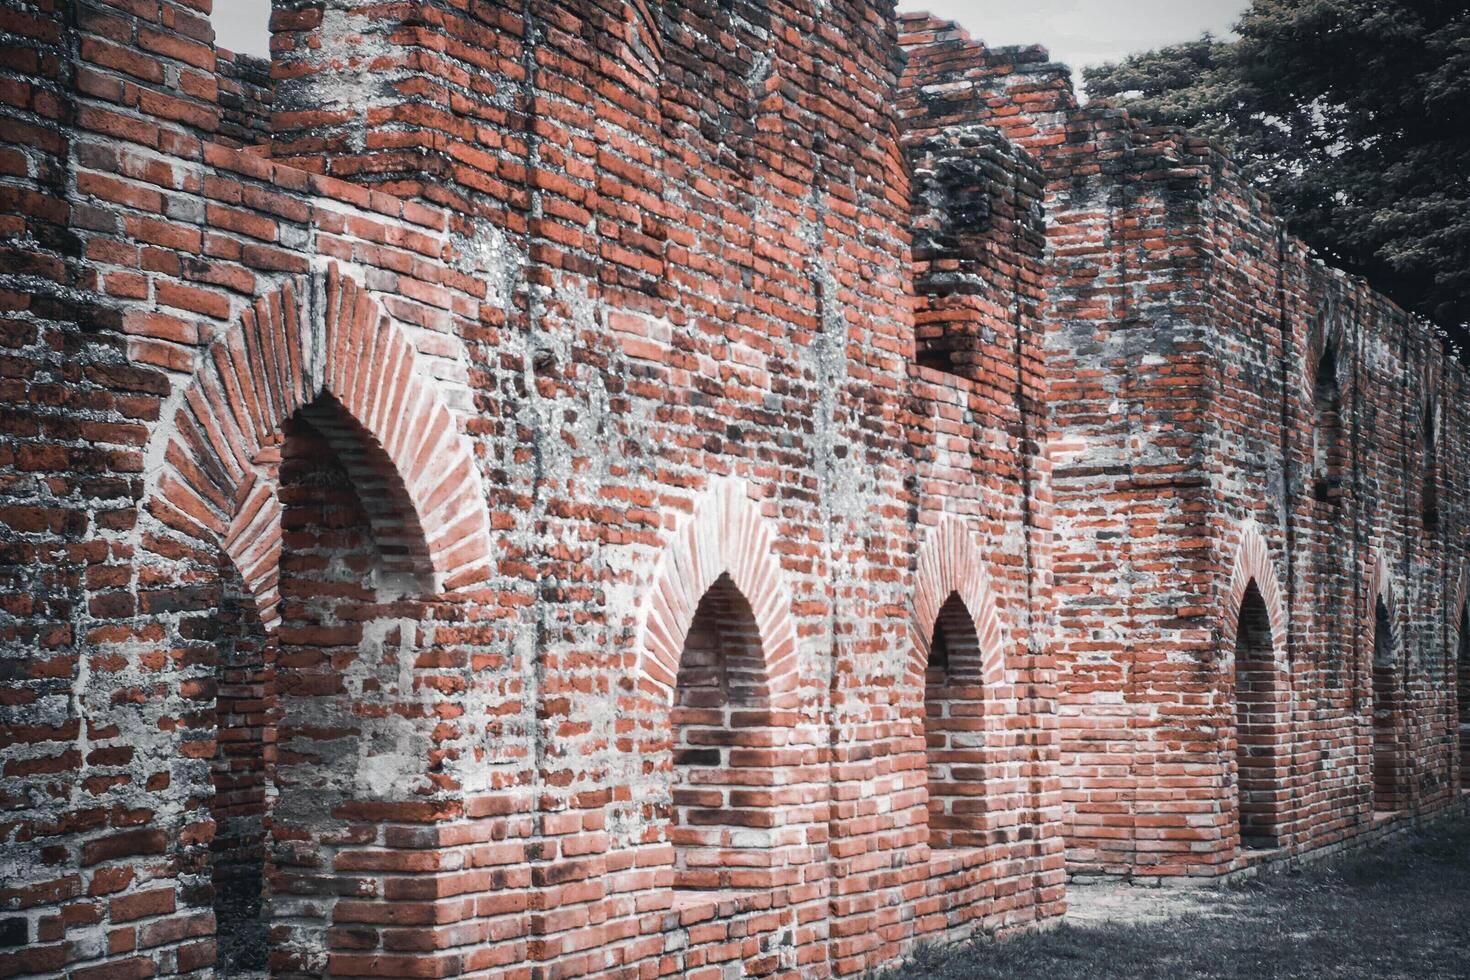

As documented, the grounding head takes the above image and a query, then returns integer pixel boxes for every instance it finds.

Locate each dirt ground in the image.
[880,814,1470,979]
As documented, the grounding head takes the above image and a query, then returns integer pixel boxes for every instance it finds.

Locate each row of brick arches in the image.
[150,262,1470,971]
[144,267,495,971]
[1228,532,1469,855]
[157,278,1032,971]
[640,493,1019,907]
[1226,583,1428,850]
[157,269,1465,970]
[201,505,1017,970]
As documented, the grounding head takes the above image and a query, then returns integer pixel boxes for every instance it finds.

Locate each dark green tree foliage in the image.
[1084,1,1470,351]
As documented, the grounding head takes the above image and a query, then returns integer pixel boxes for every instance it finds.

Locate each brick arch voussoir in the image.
[319,264,493,590]
[1224,523,1288,660]
[146,265,493,632]
[636,479,801,709]
[150,277,312,632]
[909,515,1009,691]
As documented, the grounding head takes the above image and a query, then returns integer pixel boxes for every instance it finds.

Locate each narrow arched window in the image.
[1312,342,1344,502]
[1234,583,1284,850]
[924,592,987,850]
[670,573,773,892]
[1422,402,1439,528]
[1371,598,1404,814]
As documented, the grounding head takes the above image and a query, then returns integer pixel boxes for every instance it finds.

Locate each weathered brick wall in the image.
[215,48,271,148]
[0,1,1062,977]
[1203,174,1470,869]
[899,54,1063,922]
[899,12,1470,880]
[1,1,1464,975]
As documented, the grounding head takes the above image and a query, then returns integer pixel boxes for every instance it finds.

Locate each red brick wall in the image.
[215,48,271,149]
[899,12,1470,880]
[1,1,1462,975]
[0,1,1063,976]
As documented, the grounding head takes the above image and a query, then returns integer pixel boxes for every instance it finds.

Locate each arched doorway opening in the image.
[199,409,428,972]
[924,592,987,850]
[1234,582,1285,850]
[1371,597,1405,813]
[149,272,493,973]
[670,572,775,892]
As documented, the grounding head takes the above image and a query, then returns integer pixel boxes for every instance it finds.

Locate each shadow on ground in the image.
[878,814,1470,979]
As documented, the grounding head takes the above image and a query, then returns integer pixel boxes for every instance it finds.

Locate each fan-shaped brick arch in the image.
[147,264,493,631]
[637,479,800,707]
[909,515,1008,687]
[1224,523,1288,654]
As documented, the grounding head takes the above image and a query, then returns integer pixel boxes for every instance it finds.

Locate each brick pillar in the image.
[0,9,84,970]
[269,0,527,219]
[907,127,1044,382]
[0,0,220,971]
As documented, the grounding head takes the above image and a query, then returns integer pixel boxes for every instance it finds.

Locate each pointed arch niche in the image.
[635,479,805,896]
[140,265,494,968]
[1223,525,1290,851]
[145,265,493,629]
[1369,558,1407,814]
[909,517,1010,851]
[1232,584,1286,849]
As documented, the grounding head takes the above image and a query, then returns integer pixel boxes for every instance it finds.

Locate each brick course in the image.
[0,2,1461,978]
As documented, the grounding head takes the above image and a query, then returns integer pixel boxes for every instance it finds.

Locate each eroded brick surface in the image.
[0,2,1460,978]
[899,12,1470,881]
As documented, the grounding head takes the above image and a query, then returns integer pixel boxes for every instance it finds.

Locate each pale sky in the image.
[212,0,1249,78]
[213,0,271,56]
[899,0,1247,82]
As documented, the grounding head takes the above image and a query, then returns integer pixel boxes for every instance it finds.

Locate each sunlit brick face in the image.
[924,592,986,850]
[1234,584,1283,850]
[670,573,773,891]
